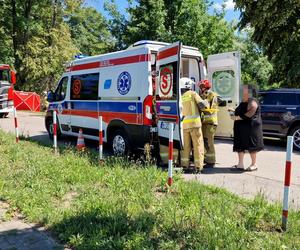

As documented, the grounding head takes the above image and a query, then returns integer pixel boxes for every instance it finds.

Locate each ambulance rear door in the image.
[156,41,184,149]
[207,51,241,137]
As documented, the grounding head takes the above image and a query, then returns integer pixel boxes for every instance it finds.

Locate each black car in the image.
[259,89,300,150]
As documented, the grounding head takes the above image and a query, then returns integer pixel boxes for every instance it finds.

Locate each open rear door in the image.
[207,51,241,137]
[156,42,184,149]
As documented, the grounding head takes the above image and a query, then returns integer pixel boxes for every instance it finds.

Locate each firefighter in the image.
[199,80,219,168]
[180,77,209,173]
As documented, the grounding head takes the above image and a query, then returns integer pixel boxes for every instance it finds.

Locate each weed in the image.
[0,130,299,249]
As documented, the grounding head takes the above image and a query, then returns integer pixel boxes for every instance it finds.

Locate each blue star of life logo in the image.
[117,71,131,95]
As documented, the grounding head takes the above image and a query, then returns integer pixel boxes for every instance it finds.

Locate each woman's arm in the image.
[244,100,258,118]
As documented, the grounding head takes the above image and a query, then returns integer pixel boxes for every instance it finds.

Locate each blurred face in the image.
[200,85,208,95]
[242,85,249,102]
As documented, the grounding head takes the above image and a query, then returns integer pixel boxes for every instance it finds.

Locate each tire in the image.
[111,130,131,156]
[0,113,8,118]
[290,125,300,151]
[46,117,61,140]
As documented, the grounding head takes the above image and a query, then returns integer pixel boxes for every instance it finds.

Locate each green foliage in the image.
[125,0,167,45]
[234,28,273,89]
[20,24,78,92]
[0,130,300,249]
[66,4,114,55]
[234,0,300,86]
[0,0,113,93]
[105,0,236,57]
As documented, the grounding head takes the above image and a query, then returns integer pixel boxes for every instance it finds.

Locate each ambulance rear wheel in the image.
[111,130,130,156]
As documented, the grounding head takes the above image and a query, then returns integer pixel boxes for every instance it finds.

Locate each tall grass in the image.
[0,130,299,249]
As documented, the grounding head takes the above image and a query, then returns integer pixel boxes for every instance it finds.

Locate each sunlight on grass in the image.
[0,130,299,249]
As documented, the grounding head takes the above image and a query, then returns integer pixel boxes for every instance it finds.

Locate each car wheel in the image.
[46,117,61,140]
[290,125,300,151]
[0,113,8,118]
[111,130,130,156]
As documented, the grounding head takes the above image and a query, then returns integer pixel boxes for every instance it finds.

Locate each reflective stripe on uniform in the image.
[181,157,189,162]
[183,117,201,124]
[182,95,192,102]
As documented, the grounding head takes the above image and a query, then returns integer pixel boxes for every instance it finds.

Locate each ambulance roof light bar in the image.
[132,40,169,47]
[74,54,89,59]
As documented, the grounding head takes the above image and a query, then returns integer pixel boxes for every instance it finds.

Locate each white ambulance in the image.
[46,40,241,156]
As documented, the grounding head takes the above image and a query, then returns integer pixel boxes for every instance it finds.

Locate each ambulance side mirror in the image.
[47,90,54,102]
[10,71,16,85]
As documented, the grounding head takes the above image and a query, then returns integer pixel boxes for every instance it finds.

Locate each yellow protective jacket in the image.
[182,90,208,129]
[201,90,218,125]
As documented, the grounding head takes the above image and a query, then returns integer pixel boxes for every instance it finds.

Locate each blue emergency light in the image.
[74,54,89,59]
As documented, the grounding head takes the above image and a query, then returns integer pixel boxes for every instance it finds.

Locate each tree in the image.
[234,29,273,89]
[234,0,300,86]
[171,0,235,56]
[0,0,78,92]
[66,4,113,55]
[125,0,166,45]
[20,24,78,92]
[105,0,236,57]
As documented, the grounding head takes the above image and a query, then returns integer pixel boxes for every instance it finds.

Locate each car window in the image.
[260,93,297,105]
[54,76,68,102]
[71,73,99,100]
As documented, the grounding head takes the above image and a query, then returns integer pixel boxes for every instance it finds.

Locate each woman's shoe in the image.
[230,165,245,171]
[244,164,258,172]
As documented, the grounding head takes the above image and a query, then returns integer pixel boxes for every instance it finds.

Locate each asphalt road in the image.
[1,111,300,209]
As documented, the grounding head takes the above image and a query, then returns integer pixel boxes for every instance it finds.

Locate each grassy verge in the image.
[0,130,299,249]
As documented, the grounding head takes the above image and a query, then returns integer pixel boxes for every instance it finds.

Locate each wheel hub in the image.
[293,128,300,150]
[49,123,53,135]
[113,135,126,155]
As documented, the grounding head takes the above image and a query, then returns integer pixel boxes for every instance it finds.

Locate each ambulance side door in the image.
[207,51,241,137]
[53,75,71,132]
[156,42,184,149]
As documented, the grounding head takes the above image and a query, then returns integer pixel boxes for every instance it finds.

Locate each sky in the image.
[84,0,241,23]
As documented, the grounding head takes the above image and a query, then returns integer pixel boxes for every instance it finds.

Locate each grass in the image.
[0,130,299,249]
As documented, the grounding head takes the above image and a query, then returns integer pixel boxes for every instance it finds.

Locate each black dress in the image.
[233,98,264,152]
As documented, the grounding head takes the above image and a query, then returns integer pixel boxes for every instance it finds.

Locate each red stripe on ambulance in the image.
[157,46,178,60]
[62,110,141,124]
[68,54,151,72]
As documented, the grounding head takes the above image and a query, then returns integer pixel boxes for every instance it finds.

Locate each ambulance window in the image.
[71,73,99,100]
[54,76,68,101]
[212,70,235,99]
[157,62,178,100]
[181,58,200,83]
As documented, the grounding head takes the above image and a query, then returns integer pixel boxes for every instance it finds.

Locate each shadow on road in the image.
[215,137,299,154]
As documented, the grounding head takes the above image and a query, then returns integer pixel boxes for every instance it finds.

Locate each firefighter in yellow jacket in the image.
[199,80,218,167]
[180,78,209,172]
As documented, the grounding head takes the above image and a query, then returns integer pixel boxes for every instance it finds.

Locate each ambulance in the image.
[46,40,241,156]
[0,64,16,118]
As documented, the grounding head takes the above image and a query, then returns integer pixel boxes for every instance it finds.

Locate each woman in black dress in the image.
[230,85,264,171]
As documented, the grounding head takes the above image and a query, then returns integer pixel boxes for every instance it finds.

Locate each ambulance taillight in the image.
[143,95,153,125]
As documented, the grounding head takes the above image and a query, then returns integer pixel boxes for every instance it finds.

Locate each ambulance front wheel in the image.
[46,117,61,140]
[111,130,131,156]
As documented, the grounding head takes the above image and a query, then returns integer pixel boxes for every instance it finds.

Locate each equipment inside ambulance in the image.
[0,65,16,118]
[45,40,241,156]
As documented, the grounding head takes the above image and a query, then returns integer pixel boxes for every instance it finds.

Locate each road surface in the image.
[1,111,300,209]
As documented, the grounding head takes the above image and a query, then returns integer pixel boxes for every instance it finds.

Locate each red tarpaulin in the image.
[13,91,40,112]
